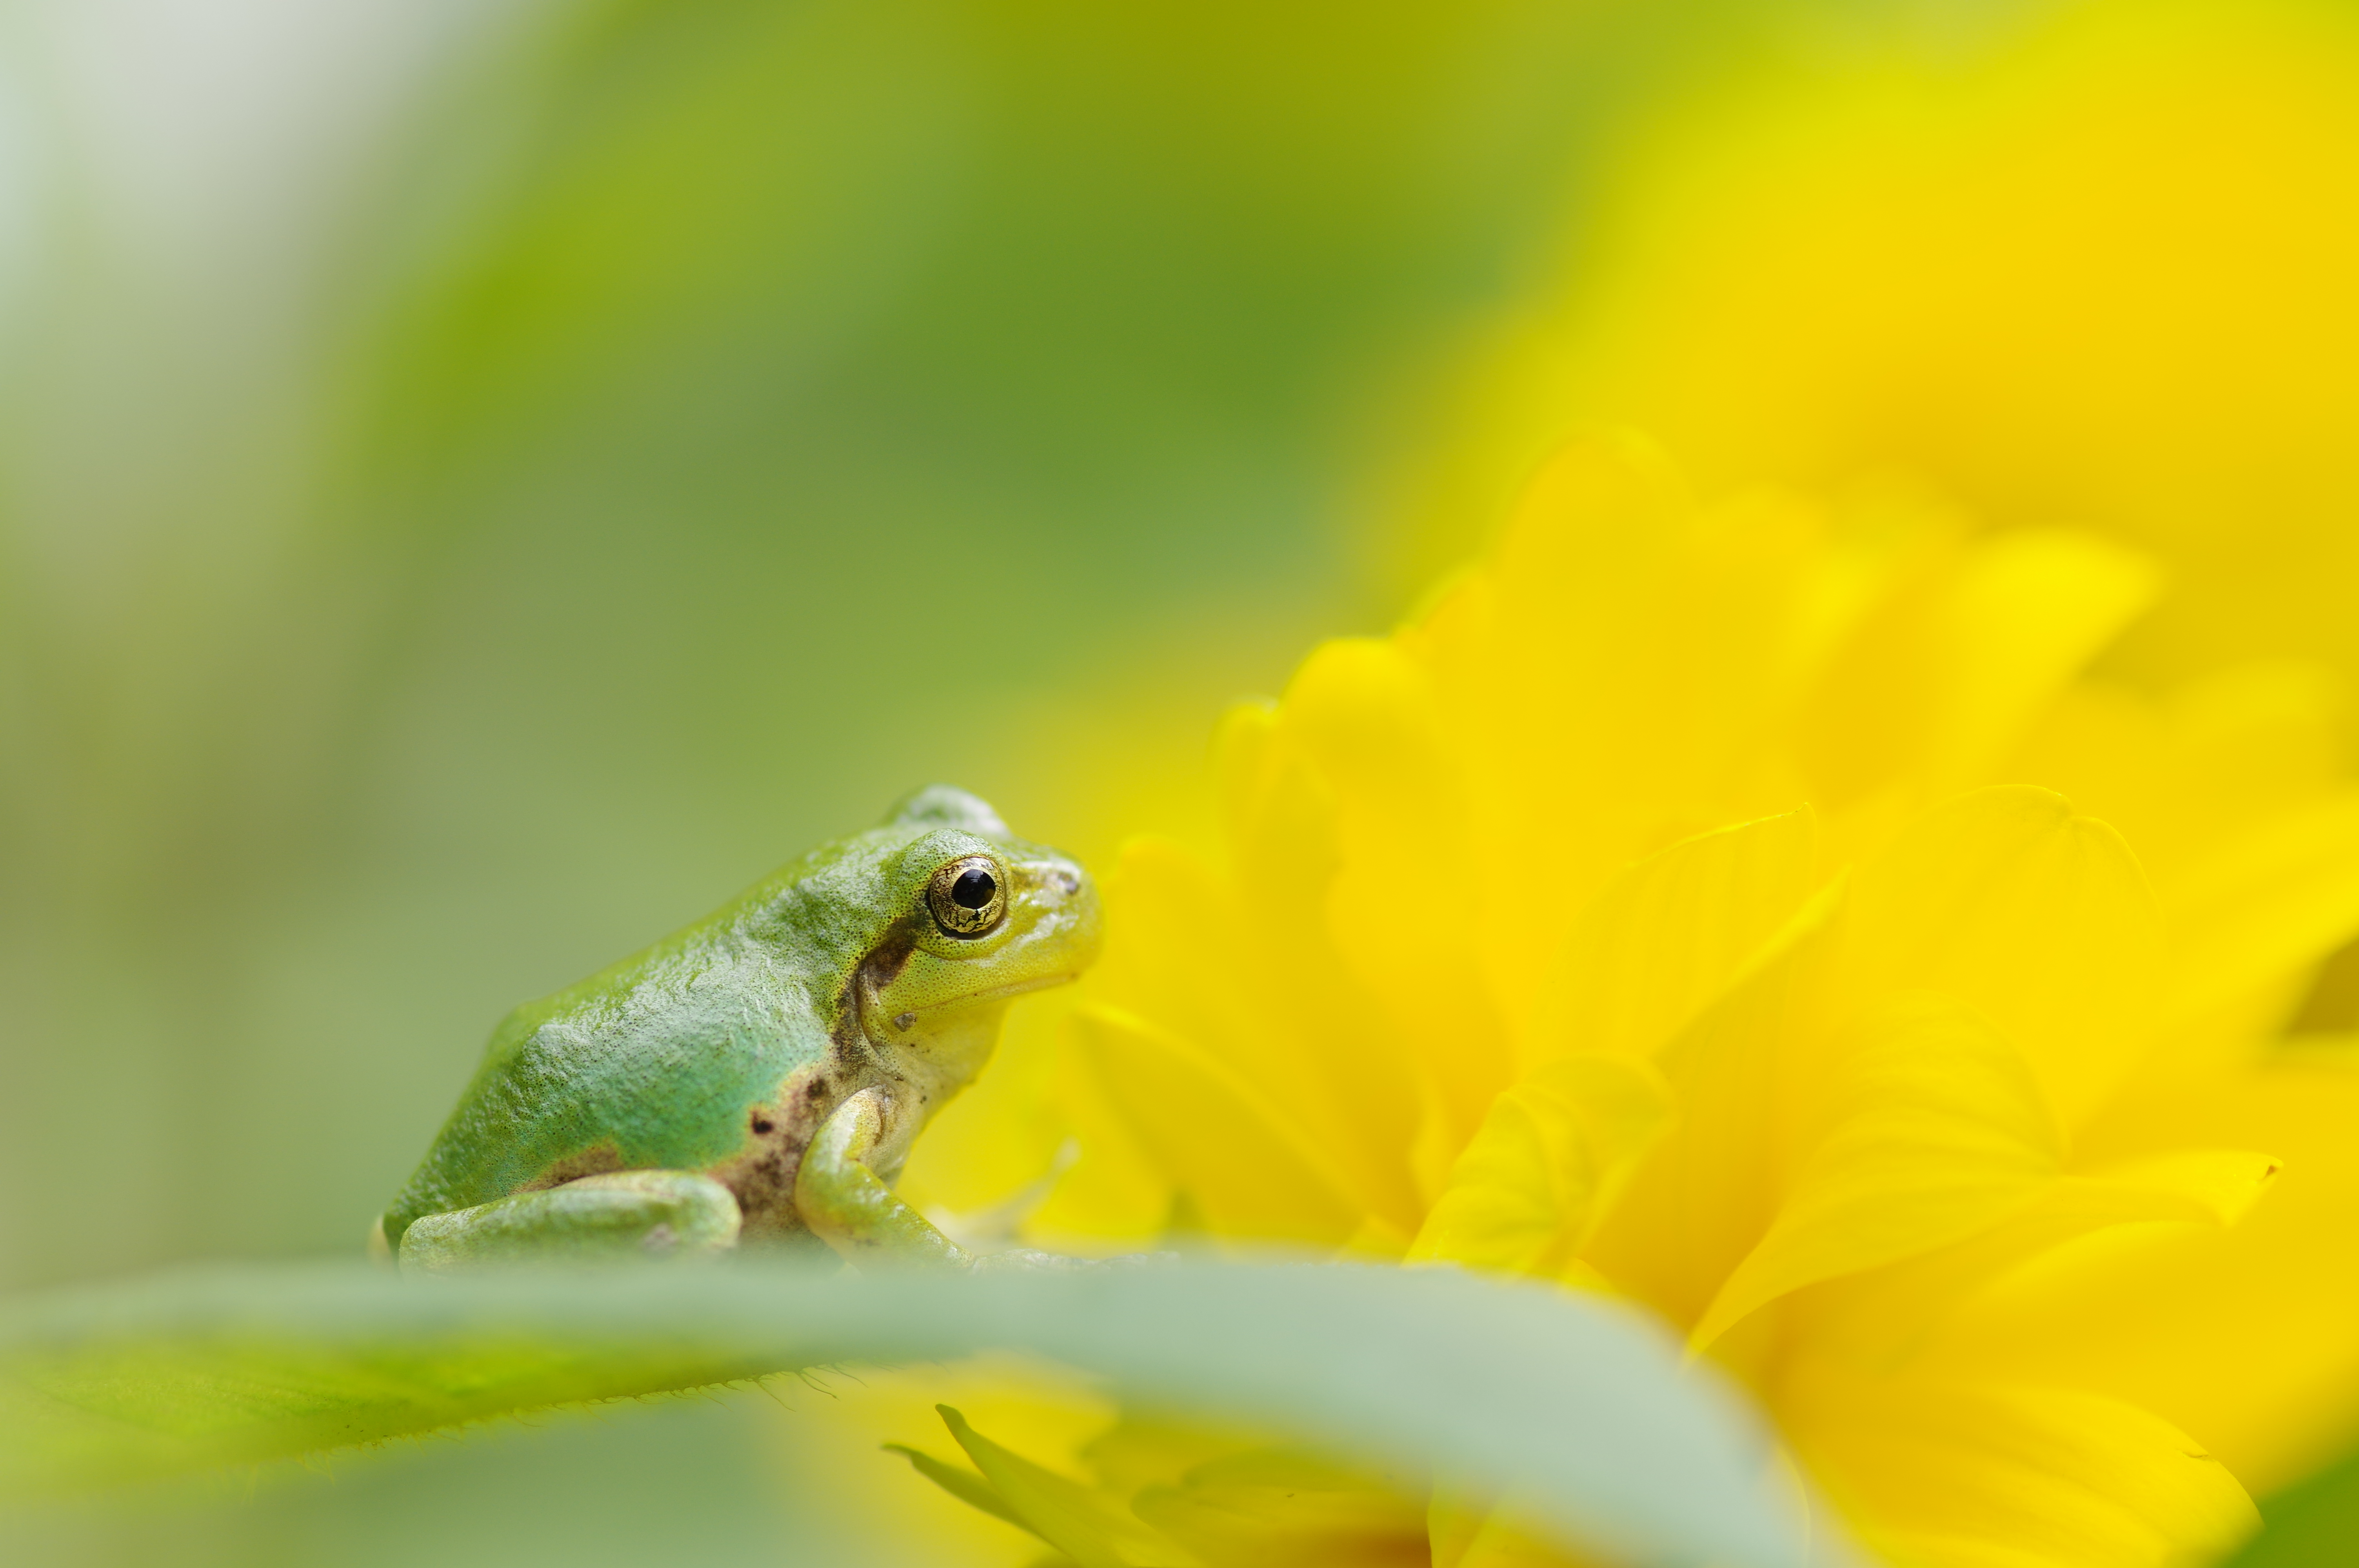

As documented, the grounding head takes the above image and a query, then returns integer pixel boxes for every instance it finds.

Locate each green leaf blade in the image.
[0,1259,1818,1568]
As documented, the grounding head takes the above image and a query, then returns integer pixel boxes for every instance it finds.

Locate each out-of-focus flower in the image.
[1007,434,2359,1566]
[1394,0,2359,692]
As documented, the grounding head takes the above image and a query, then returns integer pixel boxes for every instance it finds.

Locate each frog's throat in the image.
[857,970,1081,1049]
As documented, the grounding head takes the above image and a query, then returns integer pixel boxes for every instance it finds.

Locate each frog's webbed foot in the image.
[394,1170,742,1274]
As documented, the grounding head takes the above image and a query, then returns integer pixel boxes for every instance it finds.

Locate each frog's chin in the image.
[865,971,1081,1040]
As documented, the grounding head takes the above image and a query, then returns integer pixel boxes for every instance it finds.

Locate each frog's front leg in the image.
[796,1087,976,1270]
[397,1170,741,1273]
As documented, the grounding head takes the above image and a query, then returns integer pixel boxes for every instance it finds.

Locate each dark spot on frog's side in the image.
[792,1073,834,1118]
[711,1068,837,1239]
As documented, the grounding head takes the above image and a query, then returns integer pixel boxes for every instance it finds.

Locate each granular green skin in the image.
[379,788,1100,1266]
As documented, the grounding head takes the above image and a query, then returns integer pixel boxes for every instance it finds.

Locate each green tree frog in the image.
[373,787,1099,1273]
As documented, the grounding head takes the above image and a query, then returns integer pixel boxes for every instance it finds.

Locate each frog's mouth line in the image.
[864,971,1082,1037]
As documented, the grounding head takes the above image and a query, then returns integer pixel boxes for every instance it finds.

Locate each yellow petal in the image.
[1068,1004,1366,1248]
[1025,1016,1177,1248]
[1846,786,2163,1129]
[2071,1148,2282,1229]
[1090,835,1250,1080]
[1797,1148,2282,1376]
[2165,789,2359,1018]
[1524,808,1819,1071]
[1581,880,1844,1330]
[1489,431,1694,644]
[1909,1054,2359,1494]
[1282,637,1459,832]
[1096,832,1426,1233]
[898,987,1075,1218]
[1457,433,1696,881]
[1786,1381,2256,1568]
[1213,699,1285,857]
[1792,519,2155,810]
[1693,993,2063,1351]
[1928,530,2161,790]
[1281,634,1509,1165]
[2162,661,2347,826]
[1408,1053,1674,1276]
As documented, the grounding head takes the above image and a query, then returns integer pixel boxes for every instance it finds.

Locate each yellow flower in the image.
[1024,434,2359,1567]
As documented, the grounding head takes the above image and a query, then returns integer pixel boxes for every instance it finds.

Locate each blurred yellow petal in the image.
[2165,791,2359,1019]
[2071,1149,2282,1230]
[1846,787,2163,1128]
[1091,831,1427,1233]
[1900,1060,2356,1492]
[1795,527,2156,813]
[1583,882,1843,1331]
[1524,808,1818,1071]
[1439,433,1706,1005]
[1282,635,1505,1166]
[1088,836,1251,1082]
[1408,1053,1673,1276]
[1484,432,1694,719]
[2160,662,2348,829]
[1929,531,2160,791]
[1068,1005,1366,1247]
[1786,1381,2256,1568]
[1694,993,2062,1351]
[1414,0,2359,697]
[1025,1023,1175,1249]
[1799,1148,2281,1377]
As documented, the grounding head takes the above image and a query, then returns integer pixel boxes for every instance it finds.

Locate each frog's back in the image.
[381,906,838,1245]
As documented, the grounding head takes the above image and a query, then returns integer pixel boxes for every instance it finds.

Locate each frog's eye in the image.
[927,856,1007,938]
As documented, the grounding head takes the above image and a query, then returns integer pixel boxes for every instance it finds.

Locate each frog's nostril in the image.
[1053,871,1081,896]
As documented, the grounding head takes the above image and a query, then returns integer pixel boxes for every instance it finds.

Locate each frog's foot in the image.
[395,1171,742,1274]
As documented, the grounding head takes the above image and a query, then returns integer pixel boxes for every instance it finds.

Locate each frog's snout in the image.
[1014,855,1101,967]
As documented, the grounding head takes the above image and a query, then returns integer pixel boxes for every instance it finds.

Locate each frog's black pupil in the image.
[952,868,996,910]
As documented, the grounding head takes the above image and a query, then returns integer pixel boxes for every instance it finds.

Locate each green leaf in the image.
[2226,1441,2359,1567]
[0,1260,1812,1568]
[883,1440,1038,1538]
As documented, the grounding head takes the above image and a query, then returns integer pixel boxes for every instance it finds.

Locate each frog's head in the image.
[852,786,1101,1053]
